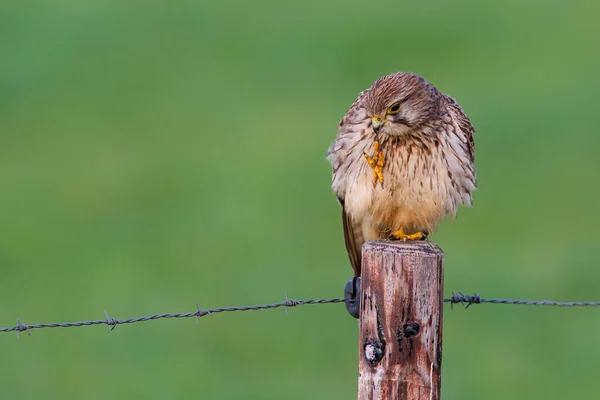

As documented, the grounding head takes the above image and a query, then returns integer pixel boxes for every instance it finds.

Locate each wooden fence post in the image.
[358,240,444,400]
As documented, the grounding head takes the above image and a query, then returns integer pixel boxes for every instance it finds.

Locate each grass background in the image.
[1,1,599,398]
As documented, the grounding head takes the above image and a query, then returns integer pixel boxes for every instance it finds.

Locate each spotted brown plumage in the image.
[327,72,476,276]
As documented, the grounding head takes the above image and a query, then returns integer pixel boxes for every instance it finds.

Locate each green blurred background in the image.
[1,1,599,399]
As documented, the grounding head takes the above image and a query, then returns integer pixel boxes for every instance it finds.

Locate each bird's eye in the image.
[387,102,401,114]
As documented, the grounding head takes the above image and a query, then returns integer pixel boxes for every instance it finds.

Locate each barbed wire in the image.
[2,292,600,337]
[444,292,600,308]
[0,296,346,337]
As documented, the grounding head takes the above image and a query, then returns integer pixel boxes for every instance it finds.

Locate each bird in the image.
[327,72,476,278]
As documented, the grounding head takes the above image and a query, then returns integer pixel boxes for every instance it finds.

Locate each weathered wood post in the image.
[358,240,444,400]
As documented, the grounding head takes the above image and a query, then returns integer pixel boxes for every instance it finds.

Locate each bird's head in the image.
[364,72,441,137]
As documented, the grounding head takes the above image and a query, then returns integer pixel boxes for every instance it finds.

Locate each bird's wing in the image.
[336,89,369,130]
[329,89,371,277]
[443,94,475,163]
[338,197,364,277]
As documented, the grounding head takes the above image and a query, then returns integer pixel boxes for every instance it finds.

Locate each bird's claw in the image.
[344,277,361,319]
[364,141,384,188]
[388,229,428,241]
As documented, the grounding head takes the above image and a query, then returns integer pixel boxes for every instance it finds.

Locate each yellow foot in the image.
[363,141,384,188]
[388,229,428,241]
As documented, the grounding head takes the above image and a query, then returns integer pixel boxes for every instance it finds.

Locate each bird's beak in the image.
[372,115,384,133]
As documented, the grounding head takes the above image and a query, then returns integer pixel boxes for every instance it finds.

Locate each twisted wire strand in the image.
[445,292,600,308]
[1,298,347,335]
[2,293,600,336]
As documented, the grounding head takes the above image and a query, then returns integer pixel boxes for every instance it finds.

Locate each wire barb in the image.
[283,292,300,315]
[446,291,481,309]
[104,311,118,331]
[15,318,31,338]
[195,303,212,324]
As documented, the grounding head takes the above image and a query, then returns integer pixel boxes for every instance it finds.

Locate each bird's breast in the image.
[344,135,470,233]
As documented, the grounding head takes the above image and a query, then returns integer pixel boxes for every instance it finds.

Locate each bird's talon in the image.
[388,229,427,241]
[364,141,384,187]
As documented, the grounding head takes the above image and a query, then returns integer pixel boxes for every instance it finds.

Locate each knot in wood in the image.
[364,339,384,365]
[403,322,420,337]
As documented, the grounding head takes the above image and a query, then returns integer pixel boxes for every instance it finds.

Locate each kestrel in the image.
[327,72,476,278]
